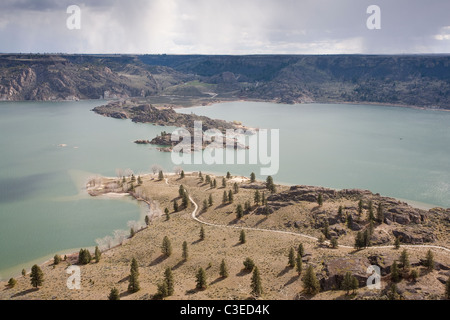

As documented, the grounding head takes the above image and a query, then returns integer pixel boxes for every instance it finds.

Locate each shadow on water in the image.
[0,172,57,203]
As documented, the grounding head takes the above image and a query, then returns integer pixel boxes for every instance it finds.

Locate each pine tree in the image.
[228,190,234,203]
[196,267,207,290]
[222,177,226,188]
[288,247,296,268]
[377,202,384,223]
[239,230,246,244]
[330,237,338,249]
[391,260,400,283]
[394,236,401,249]
[266,176,276,193]
[164,267,174,296]
[165,208,170,221]
[223,190,228,204]
[363,229,371,247]
[296,253,303,275]
[226,172,231,179]
[410,269,419,282]
[130,258,139,276]
[244,201,251,211]
[30,264,44,288]
[317,194,323,206]
[351,276,359,294]
[130,228,135,238]
[156,282,168,299]
[341,272,354,295]
[108,287,120,300]
[137,176,142,185]
[181,170,185,179]
[162,236,172,257]
[243,258,255,271]
[8,278,17,288]
[179,185,185,197]
[236,204,244,219]
[250,172,256,183]
[302,265,320,295]
[254,190,261,205]
[220,259,229,278]
[208,194,213,207]
[250,266,263,297]
[94,246,101,263]
[173,200,179,212]
[128,262,140,293]
[358,199,363,215]
[368,200,375,221]
[199,171,203,179]
[318,234,325,245]
[424,250,434,271]
[145,215,150,226]
[200,226,205,241]
[213,179,217,188]
[338,205,343,217]
[131,174,136,182]
[233,182,239,194]
[261,192,266,206]
[388,284,400,300]
[182,241,188,261]
[203,199,208,211]
[297,243,305,257]
[354,232,364,250]
[158,170,164,181]
[205,175,211,184]
[54,254,61,265]
[22,269,26,277]
[323,220,330,239]
[399,249,410,271]
[78,249,92,265]
[347,213,353,229]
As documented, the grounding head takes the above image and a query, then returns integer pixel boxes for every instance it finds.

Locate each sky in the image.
[0,0,449,54]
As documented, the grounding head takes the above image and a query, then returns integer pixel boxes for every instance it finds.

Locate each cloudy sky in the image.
[0,0,449,54]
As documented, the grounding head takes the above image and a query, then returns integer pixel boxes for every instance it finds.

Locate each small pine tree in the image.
[303,265,320,295]
[394,236,401,249]
[145,215,150,226]
[165,208,170,221]
[261,192,266,206]
[156,282,168,299]
[236,204,244,219]
[220,259,229,278]
[410,269,419,282]
[30,264,44,288]
[164,267,174,296]
[399,249,410,271]
[244,201,251,211]
[388,284,400,300]
[250,172,256,183]
[200,226,205,241]
[94,246,101,263]
[179,185,185,197]
[318,234,325,246]
[203,199,209,211]
[266,176,276,193]
[173,200,179,212]
[228,190,234,203]
[288,247,296,268]
[363,229,371,247]
[347,214,353,228]
[222,177,226,188]
[233,182,239,194]
[130,228,135,238]
[108,287,120,300]
[377,203,384,223]
[317,194,323,206]
[391,261,400,283]
[213,179,217,188]
[182,241,188,261]
[137,176,142,185]
[196,268,207,290]
[351,276,359,294]
[243,258,255,271]
[8,278,17,288]
[128,268,140,293]
[254,190,261,205]
[223,190,228,204]
[354,232,364,250]
[239,230,246,244]
[424,250,434,271]
[54,254,61,265]
[180,170,185,179]
[323,220,330,239]
[330,237,338,249]
[199,171,203,179]
[368,200,375,221]
[22,269,26,277]
[341,272,354,295]
[226,172,231,179]
[250,266,263,297]
[162,236,172,257]
[358,199,363,215]
[208,194,213,207]
[158,170,164,181]
[297,243,305,257]
[205,175,211,184]
[296,253,303,275]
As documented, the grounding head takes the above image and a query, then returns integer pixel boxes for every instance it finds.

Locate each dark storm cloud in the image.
[0,0,449,54]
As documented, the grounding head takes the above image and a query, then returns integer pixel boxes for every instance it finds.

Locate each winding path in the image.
[165,178,450,254]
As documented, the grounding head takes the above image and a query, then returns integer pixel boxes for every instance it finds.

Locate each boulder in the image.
[392,229,436,244]
[320,258,371,291]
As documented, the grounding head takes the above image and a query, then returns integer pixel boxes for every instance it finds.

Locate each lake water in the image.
[0,100,449,279]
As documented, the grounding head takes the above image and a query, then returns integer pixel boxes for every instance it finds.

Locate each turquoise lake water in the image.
[0,100,449,279]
